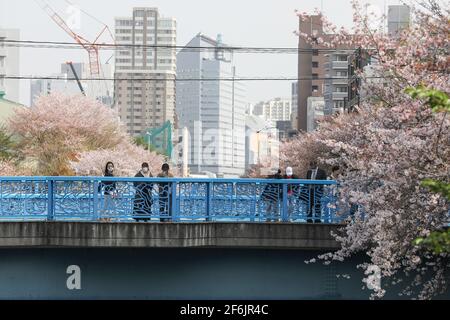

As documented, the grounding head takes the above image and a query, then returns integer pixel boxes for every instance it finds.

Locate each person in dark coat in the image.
[261,169,283,222]
[157,163,174,222]
[98,162,117,195]
[98,162,117,220]
[283,167,300,194]
[133,163,154,222]
[306,160,327,223]
[283,167,300,219]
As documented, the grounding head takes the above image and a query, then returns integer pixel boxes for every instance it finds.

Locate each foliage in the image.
[0,126,14,160]
[414,229,450,255]
[288,0,450,299]
[5,93,164,177]
[70,140,165,177]
[133,136,159,153]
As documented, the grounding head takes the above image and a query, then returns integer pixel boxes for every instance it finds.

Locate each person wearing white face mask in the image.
[306,160,327,223]
[133,163,154,222]
[283,166,299,221]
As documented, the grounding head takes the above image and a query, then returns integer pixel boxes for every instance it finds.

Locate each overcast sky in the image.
[0,0,403,105]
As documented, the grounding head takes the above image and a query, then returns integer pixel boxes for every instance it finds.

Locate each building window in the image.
[312,73,318,79]
[312,61,319,68]
[312,85,319,92]
[312,49,319,56]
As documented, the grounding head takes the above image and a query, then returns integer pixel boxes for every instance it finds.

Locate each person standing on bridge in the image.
[306,161,327,223]
[158,163,174,222]
[261,169,283,222]
[98,162,118,221]
[284,167,299,220]
[133,163,154,222]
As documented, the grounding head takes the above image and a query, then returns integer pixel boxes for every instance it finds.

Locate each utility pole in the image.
[182,127,189,177]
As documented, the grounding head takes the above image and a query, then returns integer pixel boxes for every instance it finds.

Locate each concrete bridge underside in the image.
[0,222,447,300]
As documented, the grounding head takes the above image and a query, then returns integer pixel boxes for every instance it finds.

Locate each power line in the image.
[3,75,393,82]
[0,39,359,54]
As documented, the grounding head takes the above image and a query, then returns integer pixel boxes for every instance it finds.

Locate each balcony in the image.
[332,61,349,69]
[332,78,349,85]
[332,92,349,100]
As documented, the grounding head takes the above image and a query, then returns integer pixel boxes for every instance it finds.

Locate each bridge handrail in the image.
[0,176,347,223]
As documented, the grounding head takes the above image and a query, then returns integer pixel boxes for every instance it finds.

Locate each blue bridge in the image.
[9,176,445,300]
[0,177,349,223]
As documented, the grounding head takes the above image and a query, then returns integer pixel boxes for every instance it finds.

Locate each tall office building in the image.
[177,33,246,177]
[0,29,20,103]
[114,7,177,137]
[297,15,353,131]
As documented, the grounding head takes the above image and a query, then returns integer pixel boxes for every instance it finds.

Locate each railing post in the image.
[282,183,288,222]
[47,178,55,221]
[93,180,99,221]
[249,183,256,222]
[171,181,178,222]
[206,181,212,222]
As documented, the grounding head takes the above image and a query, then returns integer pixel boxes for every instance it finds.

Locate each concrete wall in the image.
[0,222,343,249]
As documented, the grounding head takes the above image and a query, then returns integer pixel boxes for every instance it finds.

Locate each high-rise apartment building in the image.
[114,7,177,137]
[297,15,353,131]
[323,51,350,115]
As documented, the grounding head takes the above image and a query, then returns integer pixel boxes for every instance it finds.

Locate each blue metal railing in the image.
[0,177,350,223]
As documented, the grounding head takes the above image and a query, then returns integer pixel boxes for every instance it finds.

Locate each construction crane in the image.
[35,0,114,76]
[66,61,85,96]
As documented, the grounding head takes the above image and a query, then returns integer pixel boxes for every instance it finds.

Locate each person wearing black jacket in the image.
[158,163,174,222]
[98,162,117,220]
[261,169,283,222]
[306,161,327,223]
[133,163,154,222]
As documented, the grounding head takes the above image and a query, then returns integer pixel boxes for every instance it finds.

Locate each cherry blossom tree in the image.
[6,93,164,176]
[70,141,165,177]
[287,0,450,299]
[0,161,18,176]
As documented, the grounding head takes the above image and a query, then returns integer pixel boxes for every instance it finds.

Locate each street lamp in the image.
[146,131,152,151]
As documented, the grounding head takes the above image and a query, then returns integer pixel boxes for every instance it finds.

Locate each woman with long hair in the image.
[98,162,118,221]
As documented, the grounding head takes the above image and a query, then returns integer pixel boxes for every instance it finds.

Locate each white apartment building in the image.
[253,98,292,127]
[177,33,246,177]
[307,97,325,132]
[323,51,350,115]
[114,7,177,137]
[0,29,20,103]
